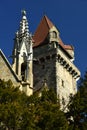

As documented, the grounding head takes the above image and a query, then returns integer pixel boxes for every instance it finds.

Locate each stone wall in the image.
[33,43,80,106]
[33,44,57,91]
[0,54,20,87]
[55,47,80,105]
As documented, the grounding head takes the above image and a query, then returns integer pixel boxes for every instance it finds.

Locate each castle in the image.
[0,11,80,105]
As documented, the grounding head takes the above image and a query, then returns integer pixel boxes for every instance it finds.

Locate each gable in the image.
[20,40,27,55]
[0,49,20,86]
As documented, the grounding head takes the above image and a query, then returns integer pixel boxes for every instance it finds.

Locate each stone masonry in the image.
[0,11,80,106]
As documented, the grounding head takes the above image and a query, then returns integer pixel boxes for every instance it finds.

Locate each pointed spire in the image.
[16,10,29,40]
[13,10,32,59]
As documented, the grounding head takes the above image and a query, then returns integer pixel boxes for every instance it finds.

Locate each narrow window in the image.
[21,62,27,81]
[61,80,64,87]
[52,31,57,38]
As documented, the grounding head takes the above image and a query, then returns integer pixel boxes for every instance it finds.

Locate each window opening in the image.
[51,31,57,38]
[61,80,64,87]
[21,62,27,81]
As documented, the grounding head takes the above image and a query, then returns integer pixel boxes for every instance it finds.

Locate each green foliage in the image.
[0,79,33,130]
[2,72,87,130]
[41,88,59,104]
[0,79,68,130]
[66,71,87,130]
[29,89,68,130]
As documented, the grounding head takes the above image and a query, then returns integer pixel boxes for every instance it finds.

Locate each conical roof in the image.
[33,15,73,51]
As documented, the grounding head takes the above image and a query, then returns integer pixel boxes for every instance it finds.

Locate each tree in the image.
[0,79,35,130]
[31,89,68,130]
[66,71,87,130]
[0,80,69,130]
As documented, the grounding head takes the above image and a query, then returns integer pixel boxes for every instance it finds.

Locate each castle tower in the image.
[33,15,80,106]
[12,10,33,95]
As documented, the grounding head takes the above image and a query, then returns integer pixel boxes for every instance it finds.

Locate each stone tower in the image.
[10,12,80,105]
[0,11,80,105]
[12,10,33,95]
[33,15,80,105]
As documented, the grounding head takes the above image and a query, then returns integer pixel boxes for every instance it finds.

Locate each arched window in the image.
[50,31,57,38]
[53,31,57,38]
[21,62,27,81]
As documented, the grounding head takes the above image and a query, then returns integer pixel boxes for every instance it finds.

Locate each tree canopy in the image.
[0,79,68,130]
[66,71,87,130]
[1,70,87,130]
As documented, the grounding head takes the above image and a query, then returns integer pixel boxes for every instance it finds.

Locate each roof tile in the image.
[33,15,73,50]
[33,15,53,47]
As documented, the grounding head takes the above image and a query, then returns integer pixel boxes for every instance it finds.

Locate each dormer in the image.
[48,26,59,44]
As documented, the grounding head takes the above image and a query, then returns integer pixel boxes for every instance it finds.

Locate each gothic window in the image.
[21,62,27,81]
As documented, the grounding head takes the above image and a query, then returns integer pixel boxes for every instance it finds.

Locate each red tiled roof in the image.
[64,45,74,50]
[33,15,53,47]
[33,15,73,50]
[58,37,74,50]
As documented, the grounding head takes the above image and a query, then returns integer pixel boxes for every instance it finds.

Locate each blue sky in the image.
[0,0,87,77]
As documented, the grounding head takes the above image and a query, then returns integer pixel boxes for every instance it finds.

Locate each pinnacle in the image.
[21,10,26,16]
[16,10,30,39]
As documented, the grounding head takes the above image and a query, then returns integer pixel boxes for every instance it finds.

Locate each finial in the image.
[21,10,26,16]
